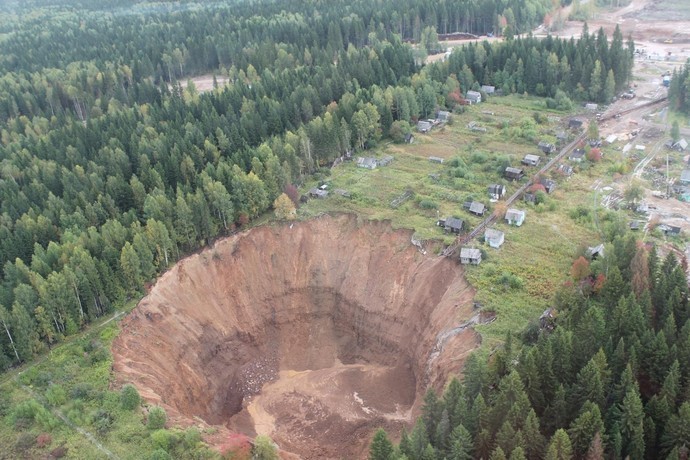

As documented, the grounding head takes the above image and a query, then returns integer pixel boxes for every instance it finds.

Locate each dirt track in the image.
[111,214,478,458]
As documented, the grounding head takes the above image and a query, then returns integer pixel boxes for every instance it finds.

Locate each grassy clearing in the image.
[299,95,625,346]
[0,300,218,460]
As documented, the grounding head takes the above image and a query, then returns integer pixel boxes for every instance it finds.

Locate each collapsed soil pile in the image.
[112,214,478,458]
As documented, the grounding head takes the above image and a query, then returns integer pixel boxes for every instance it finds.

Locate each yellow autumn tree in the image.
[273,193,296,220]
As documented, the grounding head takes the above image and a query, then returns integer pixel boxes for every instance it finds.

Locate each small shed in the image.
[540,178,557,194]
[484,228,505,249]
[460,247,482,265]
[587,244,605,260]
[505,167,524,181]
[557,164,574,177]
[540,307,557,331]
[404,133,415,144]
[605,134,618,144]
[377,155,394,167]
[629,220,644,231]
[569,149,585,162]
[505,208,526,226]
[680,169,690,185]
[417,120,432,133]
[488,184,506,200]
[438,217,464,234]
[522,154,541,167]
[556,131,568,144]
[437,110,451,123]
[675,138,688,151]
[357,157,378,169]
[466,90,482,104]
[308,188,329,199]
[429,156,445,164]
[538,141,556,154]
[481,85,495,95]
[658,224,681,236]
[569,118,584,130]
[585,103,598,111]
[468,201,486,216]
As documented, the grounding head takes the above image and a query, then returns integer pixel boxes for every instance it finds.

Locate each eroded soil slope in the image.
[112,214,477,458]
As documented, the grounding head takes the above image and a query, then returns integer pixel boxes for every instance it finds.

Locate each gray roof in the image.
[676,138,689,150]
[680,170,690,182]
[524,154,541,162]
[445,217,464,230]
[357,157,378,168]
[485,228,504,241]
[481,85,495,94]
[417,120,432,131]
[506,167,523,176]
[469,202,485,214]
[466,90,481,100]
[460,247,481,259]
[505,208,525,220]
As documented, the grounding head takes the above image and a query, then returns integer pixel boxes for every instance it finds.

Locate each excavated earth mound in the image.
[112,214,478,458]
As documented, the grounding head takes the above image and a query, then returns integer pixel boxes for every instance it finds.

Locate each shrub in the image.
[92,409,114,436]
[418,199,438,210]
[148,449,173,460]
[46,384,67,407]
[120,384,141,410]
[36,433,52,448]
[70,383,94,401]
[470,151,488,164]
[147,406,167,430]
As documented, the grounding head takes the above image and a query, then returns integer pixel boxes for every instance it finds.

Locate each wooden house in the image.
[505,167,524,181]
[464,201,486,216]
[466,90,482,104]
[505,208,526,226]
[569,149,585,162]
[484,228,505,249]
[522,154,541,167]
[538,141,556,154]
[417,120,432,133]
[460,247,482,265]
[437,217,464,234]
[540,178,557,194]
[357,157,378,169]
[429,156,444,164]
[308,188,329,198]
[487,184,506,200]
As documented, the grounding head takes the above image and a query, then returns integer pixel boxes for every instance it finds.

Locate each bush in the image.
[147,406,167,430]
[498,272,524,290]
[46,384,67,407]
[36,433,52,448]
[418,199,438,210]
[70,383,94,401]
[92,409,114,436]
[148,449,173,460]
[120,384,140,410]
[470,151,488,164]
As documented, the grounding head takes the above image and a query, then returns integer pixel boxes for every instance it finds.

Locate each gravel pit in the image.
[112,214,478,458]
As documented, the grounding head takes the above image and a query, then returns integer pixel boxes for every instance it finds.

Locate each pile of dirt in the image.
[112,214,478,458]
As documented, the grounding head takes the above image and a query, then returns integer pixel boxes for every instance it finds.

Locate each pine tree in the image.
[369,429,394,460]
[620,386,645,460]
[568,402,605,458]
[523,409,546,460]
[546,429,573,460]
[449,424,473,460]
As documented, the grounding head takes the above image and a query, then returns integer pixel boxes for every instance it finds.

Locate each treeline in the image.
[668,61,690,115]
[439,24,634,103]
[370,236,690,459]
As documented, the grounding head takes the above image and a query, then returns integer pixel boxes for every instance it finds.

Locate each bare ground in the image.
[111,214,479,458]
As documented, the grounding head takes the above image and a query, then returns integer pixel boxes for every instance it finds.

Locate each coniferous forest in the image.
[370,240,690,459]
[0,0,635,371]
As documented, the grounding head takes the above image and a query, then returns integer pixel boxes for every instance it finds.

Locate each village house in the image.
[675,138,689,152]
[587,243,605,260]
[484,228,505,249]
[417,120,432,133]
[404,133,415,144]
[538,141,556,154]
[569,149,585,162]
[522,154,541,167]
[540,307,557,331]
[569,118,584,130]
[505,208,526,226]
[437,217,464,234]
[357,157,378,169]
[480,85,495,95]
[680,169,690,185]
[658,224,681,236]
[429,156,444,164]
[466,201,486,216]
[487,184,506,200]
[540,178,557,194]
[308,187,329,198]
[465,90,482,104]
[460,247,482,265]
[505,167,524,181]
[436,110,451,123]
[557,163,574,177]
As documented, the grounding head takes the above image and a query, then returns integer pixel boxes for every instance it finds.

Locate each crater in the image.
[112,214,478,458]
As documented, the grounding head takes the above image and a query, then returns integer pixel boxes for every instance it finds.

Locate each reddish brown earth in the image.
[112,214,478,458]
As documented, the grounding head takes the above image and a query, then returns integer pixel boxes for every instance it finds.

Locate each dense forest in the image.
[0,0,634,375]
[370,240,690,459]
[668,61,690,115]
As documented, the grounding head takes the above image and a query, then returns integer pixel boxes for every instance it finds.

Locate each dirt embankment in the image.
[111,214,477,458]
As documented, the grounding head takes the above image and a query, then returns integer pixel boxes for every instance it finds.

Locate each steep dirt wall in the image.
[112,214,477,458]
